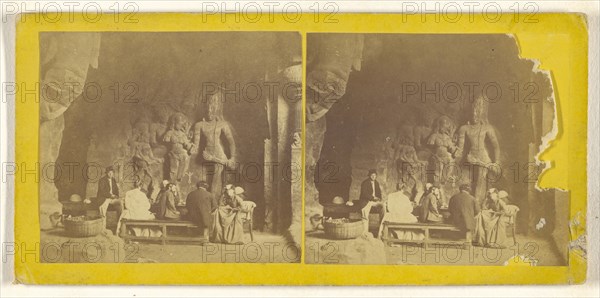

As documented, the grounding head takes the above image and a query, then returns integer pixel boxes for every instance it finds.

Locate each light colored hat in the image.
[425,183,433,190]
[234,186,245,195]
[162,180,170,187]
[332,196,345,205]
[498,190,509,199]
[69,194,82,202]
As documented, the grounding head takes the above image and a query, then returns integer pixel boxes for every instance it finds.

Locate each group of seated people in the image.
[358,169,519,248]
[92,166,255,244]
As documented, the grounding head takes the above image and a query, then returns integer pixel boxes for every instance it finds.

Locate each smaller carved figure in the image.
[163,112,196,183]
[427,115,458,184]
[129,118,163,165]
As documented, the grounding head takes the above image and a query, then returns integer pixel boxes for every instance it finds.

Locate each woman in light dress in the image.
[378,184,425,241]
[117,178,162,238]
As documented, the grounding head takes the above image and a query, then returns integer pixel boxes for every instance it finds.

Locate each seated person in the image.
[117,177,162,237]
[474,188,514,248]
[419,185,443,223]
[378,183,424,241]
[234,187,256,220]
[498,190,511,204]
[150,180,169,214]
[158,183,180,220]
[211,185,246,244]
[94,166,123,227]
[358,169,386,235]
[186,181,217,239]
[448,184,480,239]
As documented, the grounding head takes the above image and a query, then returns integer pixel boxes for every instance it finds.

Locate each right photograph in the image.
[304,33,570,266]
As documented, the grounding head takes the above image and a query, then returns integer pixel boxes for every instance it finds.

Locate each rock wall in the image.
[39,33,101,230]
[304,34,364,231]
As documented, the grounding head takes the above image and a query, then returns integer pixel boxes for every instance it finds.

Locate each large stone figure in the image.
[427,115,458,184]
[192,91,237,195]
[455,96,500,204]
[163,113,196,183]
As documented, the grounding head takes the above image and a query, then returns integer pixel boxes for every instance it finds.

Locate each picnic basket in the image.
[323,218,363,239]
[63,215,104,237]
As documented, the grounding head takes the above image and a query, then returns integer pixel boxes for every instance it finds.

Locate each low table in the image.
[381,221,472,249]
[119,219,206,245]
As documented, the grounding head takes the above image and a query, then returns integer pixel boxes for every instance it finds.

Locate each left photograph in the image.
[38,32,302,263]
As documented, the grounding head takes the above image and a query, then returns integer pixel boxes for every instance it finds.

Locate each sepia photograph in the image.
[37,31,302,263]
[6,9,591,288]
[304,33,571,266]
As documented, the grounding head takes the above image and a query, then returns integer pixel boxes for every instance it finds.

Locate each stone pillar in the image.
[263,138,276,232]
[289,142,302,244]
[263,70,278,233]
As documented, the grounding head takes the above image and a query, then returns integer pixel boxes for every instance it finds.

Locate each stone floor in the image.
[305,231,566,266]
[40,229,299,263]
[132,232,300,263]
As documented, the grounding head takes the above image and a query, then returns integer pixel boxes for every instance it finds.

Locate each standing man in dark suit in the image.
[448,184,480,242]
[358,169,384,234]
[186,181,217,240]
[95,166,123,226]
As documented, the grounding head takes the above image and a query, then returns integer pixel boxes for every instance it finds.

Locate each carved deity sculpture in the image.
[149,105,171,158]
[456,96,500,204]
[394,114,426,202]
[163,112,196,183]
[413,109,437,161]
[192,91,237,195]
[129,118,163,165]
[427,115,458,184]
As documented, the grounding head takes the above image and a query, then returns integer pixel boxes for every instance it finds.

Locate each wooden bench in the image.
[119,219,207,245]
[381,221,472,249]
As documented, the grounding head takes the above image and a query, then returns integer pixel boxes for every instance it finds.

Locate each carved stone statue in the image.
[413,109,437,161]
[163,112,196,183]
[192,91,237,195]
[395,143,427,203]
[149,105,171,158]
[292,132,302,149]
[427,115,458,184]
[395,113,417,147]
[394,114,427,202]
[129,118,163,165]
[456,96,500,204]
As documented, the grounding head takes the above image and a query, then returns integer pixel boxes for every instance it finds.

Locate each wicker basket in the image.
[323,219,363,240]
[63,216,104,238]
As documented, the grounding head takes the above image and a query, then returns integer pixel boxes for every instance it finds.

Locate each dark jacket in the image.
[186,188,217,228]
[448,191,480,231]
[97,176,119,200]
[158,190,180,219]
[359,178,382,203]
[420,192,443,223]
